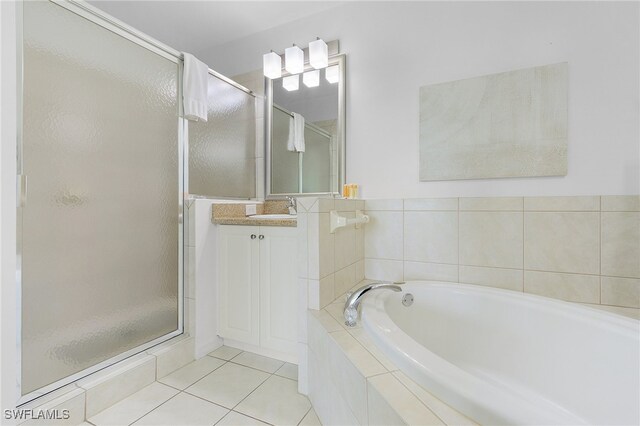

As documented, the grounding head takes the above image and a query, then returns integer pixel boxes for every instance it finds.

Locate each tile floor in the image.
[84,347,321,426]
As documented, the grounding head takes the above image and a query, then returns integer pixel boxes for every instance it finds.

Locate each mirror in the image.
[266,54,345,196]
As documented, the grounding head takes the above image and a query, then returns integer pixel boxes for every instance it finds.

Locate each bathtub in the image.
[361,281,640,425]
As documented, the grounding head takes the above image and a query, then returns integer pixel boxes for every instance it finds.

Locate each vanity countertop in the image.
[211,201,297,227]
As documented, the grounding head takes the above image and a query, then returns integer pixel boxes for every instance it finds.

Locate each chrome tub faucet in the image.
[343,281,403,327]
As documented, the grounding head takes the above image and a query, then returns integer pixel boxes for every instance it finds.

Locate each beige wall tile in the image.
[355,224,365,261]
[367,373,443,426]
[404,261,458,282]
[524,196,600,211]
[334,212,357,270]
[459,197,523,211]
[460,212,523,268]
[601,212,640,278]
[297,211,308,278]
[601,276,640,308]
[297,197,317,212]
[307,213,335,279]
[459,265,523,292]
[524,271,600,303]
[601,195,640,212]
[326,332,372,424]
[404,198,458,211]
[365,199,403,211]
[22,388,86,426]
[393,372,478,426]
[150,336,195,379]
[365,211,403,260]
[308,274,335,310]
[365,259,403,282]
[404,211,458,264]
[355,259,365,283]
[79,354,156,418]
[334,199,359,212]
[335,263,357,298]
[581,303,640,320]
[524,212,599,274]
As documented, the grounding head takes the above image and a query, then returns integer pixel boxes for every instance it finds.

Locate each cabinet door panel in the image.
[218,225,260,345]
[259,227,298,356]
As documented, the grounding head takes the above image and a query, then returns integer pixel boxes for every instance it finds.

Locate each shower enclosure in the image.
[17,0,255,404]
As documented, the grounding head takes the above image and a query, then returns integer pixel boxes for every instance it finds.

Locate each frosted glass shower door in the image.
[20,1,181,397]
[189,75,256,198]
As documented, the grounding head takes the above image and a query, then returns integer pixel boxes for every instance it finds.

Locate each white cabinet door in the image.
[259,226,298,356]
[217,225,260,345]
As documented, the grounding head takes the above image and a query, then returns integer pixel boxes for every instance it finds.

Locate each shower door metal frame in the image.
[16,0,188,405]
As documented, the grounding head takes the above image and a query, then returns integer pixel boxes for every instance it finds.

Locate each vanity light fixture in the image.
[262,51,282,79]
[325,65,339,83]
[285,45,304,74]
[309,38,328,69]
[303,70,320,88]
[282,74,299,91]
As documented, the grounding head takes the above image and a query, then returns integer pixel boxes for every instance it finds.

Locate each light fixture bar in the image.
[262,51,282,79]
[285,45,304,74]
[309,38,328,69]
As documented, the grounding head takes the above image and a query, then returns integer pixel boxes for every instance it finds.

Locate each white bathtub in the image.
[361,281,640,425]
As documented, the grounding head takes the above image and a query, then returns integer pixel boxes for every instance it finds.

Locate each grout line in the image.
[390,371,447,425]
[121,386,180,426]
[297,407,313,426]
[522,208,525,292]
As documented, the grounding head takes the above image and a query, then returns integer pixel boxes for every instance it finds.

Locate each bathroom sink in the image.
[249,214,297,219]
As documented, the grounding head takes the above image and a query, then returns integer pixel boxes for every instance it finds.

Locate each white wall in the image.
[198,1,640,198]
[1,0,18,416]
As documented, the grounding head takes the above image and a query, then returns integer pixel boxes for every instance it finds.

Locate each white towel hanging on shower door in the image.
[287,112,306,152]
[182,52,208,122]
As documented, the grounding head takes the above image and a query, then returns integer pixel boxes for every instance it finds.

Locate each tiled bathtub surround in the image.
[364,196,640,318]
[307,284,477,425]
[296,197,366,394]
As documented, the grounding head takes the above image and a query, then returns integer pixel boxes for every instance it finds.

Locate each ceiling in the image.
[88,1,342,54]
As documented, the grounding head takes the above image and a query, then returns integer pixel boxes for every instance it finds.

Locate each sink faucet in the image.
[343,281,403,327]
[286,196,297,215]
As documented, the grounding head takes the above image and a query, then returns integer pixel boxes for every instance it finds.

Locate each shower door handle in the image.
[17,175,28,207]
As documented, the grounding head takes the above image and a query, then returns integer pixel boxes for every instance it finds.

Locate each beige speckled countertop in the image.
[211,200,297,227]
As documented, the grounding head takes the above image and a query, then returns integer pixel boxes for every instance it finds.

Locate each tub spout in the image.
[343,282,403,327]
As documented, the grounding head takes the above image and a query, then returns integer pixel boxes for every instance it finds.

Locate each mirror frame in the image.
[265,54,346,198]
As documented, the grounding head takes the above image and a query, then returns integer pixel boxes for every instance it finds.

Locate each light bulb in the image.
[309,38,328,69]
[282,75,299,91]
[325,65,339,84]
[262,52,282,79]
[285,45,304,74]
[303,70,320,88]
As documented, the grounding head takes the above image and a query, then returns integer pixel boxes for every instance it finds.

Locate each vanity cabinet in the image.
[217,225,298,359]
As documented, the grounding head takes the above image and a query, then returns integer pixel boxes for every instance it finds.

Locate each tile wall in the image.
[296,197,366,394]
[364,195,640,318]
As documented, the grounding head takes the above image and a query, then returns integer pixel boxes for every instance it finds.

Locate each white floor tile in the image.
[133,392,229,425]
[299,408,322,426]
[208,346,242,361]
[215,411,270,426]
[274,362,298,380]
[89,382,178,426]
[159,357,226,390]
[235,375,311,426]
[232,352,284,374]
[186,362,270,409]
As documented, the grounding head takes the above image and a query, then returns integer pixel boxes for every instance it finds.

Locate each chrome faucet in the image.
[286,196,297,215]
[343,282,403,327]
